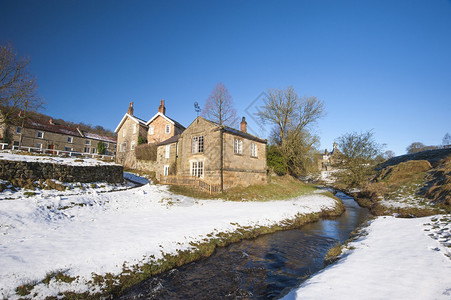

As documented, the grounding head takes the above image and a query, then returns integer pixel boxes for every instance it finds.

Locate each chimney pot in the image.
[158,99,166,115]
[240,116,247,133]
[127,102,134,115]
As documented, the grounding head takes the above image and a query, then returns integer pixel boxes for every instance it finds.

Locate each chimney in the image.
[49,118,54,125]
[158,100,166,115]
[240,116,247,133]
[127,102,134,115]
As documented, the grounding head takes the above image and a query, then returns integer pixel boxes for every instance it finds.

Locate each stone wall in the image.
[0,160,123,183]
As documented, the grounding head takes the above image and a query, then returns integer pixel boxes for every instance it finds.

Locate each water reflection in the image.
[119,192,369,300]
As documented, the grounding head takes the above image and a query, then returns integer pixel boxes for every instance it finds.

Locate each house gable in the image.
[114,113,147,134]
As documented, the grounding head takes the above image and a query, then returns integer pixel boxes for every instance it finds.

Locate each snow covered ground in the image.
[0,172,147,201]
[0,151,119,166]
[0,182,337,299]
[283,215,451,300]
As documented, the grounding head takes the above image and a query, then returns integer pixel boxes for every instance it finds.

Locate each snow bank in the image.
[0,183,337,299]
[0,152,118,166]
[283,216,451,300]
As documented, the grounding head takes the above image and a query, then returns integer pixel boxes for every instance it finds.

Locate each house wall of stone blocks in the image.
[175,117,267,189]
[176,118,222,185]
[8,125,116,156]
[116,117,146,167]
[222,132,267,189]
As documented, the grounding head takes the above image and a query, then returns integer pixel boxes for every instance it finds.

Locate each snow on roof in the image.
[146,112,185,129]
[82,131,116,143]
[114,113,148,133]
[27,120,82,137]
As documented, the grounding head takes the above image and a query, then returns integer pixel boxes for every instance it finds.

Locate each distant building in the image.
[1,118,116,156]
[319,142,341,171]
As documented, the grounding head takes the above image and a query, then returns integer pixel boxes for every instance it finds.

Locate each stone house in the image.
[2,118,116,156]
[319,142,341,170]
[158,116,267,190]
[114,100,185,167]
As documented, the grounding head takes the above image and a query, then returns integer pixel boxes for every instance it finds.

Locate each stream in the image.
[119,191,369,299]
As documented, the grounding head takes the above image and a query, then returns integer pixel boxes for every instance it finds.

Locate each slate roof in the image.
[25,119,116,143]
[157,135,180,146]
[201,117,267,144]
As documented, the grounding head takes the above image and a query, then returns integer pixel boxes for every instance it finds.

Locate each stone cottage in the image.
[319,142,341,170]
[158,116,267,190]
[2,118,116,156]
[114,100,185,167]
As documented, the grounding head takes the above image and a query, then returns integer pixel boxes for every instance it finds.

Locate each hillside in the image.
[356,148,451,216]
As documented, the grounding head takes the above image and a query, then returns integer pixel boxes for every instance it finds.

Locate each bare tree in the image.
[406,142,426,154]
[258,86,325,175]
[258,86,325,146]
[202,82,237,127]
[334,130,382,187]
[442,133,451,146]
[0,43,44,127]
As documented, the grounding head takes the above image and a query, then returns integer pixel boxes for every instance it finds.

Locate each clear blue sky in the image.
[1,0,450,155]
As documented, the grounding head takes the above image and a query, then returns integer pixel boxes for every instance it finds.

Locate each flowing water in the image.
[119,192,369,299]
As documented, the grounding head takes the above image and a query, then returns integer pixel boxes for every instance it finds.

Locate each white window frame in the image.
[85,139,91,145]
[122,129,126,137]
[149,126,154,135]
[133,124,137,134]
[13,141,20,150]
[84,147,90,153]
[131,140,136,150]
[120,142,127,152]
[165,124,171,134]
[105,143,109,148]
[165,144,170,159]
[234,138,243,154]
[164,165,169,176]
[190,160,204,178]
[251,143,258,157]
[16,126,22,134]
[36,143,42,149]
[191,136,204,153]
[67,136,73,143]
[65,146,72,152]
[37,131,44,139]
[92,147,97,154]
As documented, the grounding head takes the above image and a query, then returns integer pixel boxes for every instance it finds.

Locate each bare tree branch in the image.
[0,43,44,126]
[202,82,237,127]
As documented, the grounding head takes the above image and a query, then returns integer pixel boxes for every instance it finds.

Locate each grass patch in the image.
[355,158,450,217]
[325,243,343,264]
[42,271,77,285]
[169,175,322,201]
[16,283,36,296]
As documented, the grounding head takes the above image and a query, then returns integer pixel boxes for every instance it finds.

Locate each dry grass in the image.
[422,156,451,206]
[356,156,451,216]
[168,175,321,201]
[324,243,343,264]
